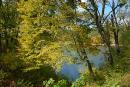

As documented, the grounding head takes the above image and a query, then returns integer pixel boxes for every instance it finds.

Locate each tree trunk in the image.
[81,49,94,76]
[0,37,2,53]
[98,26,114,65]
[0,0,2,6]
[108,46,114,65]
[104,33,114,66]
[86,59,94,76]
[4,30,8,53]
[6,38,9,52]
[111,0,120,54]
[114,31,120,54]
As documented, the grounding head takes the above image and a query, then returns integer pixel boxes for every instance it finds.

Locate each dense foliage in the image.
[0,0,130,87]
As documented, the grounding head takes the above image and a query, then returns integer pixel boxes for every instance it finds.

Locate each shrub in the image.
[71,75,87,87]
[54,80,68,87]
[0,70,8,80]
[43,78,68,87]
[15,79,33,87]
[120,73,130,87]
[72,70,107,87]
[43,78,55,87]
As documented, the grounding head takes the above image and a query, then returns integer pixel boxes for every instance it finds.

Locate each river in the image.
[58,46,107,81]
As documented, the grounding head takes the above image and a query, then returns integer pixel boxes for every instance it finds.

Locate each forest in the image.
[0,0,130,87]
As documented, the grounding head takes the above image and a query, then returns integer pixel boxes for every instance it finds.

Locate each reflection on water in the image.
[60,63,80,81]
[58,46,107,81]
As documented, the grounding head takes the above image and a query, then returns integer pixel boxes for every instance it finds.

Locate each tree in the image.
[65,0,95,76]
[78,0,114,65]
[17,0,76,69]
[0,0,18,53]
[110,0,127,54]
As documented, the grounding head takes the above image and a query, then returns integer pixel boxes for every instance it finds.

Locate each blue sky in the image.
[79,0,112,15]
[98,2,111,15]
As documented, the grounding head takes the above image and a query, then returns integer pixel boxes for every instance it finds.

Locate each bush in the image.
[54,80,67,87]
[120,73,130,87]
[102,72,121,87]
[15,79,33,87]
[43,78,68,87]
[43,78,55,87]
[0,70,8,80]
[71,75,87,87]
[71,70,107,87]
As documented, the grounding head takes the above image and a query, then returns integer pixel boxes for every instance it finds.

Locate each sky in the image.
[78,0,112,15]
[79,0,130,16]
